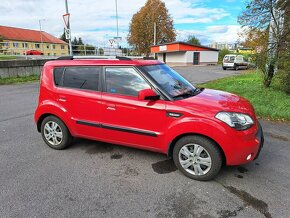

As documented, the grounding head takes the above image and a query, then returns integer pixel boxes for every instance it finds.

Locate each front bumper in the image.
[224,121,264,166]
[254,122,264,160]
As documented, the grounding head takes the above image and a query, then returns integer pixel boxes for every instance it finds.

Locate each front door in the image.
[193,52,200,65]
[100,66,166,151]
[163,53,167,63]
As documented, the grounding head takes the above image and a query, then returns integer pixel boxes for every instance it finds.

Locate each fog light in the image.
[246,154,252,161]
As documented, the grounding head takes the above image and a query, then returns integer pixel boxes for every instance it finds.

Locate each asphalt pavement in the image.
[0,65,289,218]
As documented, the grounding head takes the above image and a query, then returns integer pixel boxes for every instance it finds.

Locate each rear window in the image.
[53,67,64,86]
[63,67,101,91]
[54,67,101,91]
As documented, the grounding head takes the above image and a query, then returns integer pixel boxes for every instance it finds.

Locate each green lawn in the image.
[0,55,18,60]
[0,74,39,85]
[201,71,290,122]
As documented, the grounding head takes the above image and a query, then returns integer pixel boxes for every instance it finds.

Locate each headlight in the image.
[215,112,254,130]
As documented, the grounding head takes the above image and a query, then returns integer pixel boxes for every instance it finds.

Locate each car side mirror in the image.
[138,89,160,101]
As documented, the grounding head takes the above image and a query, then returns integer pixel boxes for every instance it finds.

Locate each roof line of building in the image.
[152,41,219,51]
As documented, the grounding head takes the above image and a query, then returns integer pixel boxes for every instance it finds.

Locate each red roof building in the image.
[151,42,219,66]
[0,25,66,44]
[0,25,68,56]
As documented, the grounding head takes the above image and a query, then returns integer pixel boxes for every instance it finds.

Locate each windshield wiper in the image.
[173,88,204,99]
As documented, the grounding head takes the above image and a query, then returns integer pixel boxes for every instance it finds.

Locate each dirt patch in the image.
[111,153,123,159]
[237,166,248,174]
[217,206,244,218]
[265,132,290,142]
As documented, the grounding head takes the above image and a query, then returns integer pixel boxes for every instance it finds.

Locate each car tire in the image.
[173,135,222,181]
[223,67,226,70]
[41,115,73,150]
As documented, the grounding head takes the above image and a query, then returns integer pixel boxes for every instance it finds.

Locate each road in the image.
[0,66,289,218]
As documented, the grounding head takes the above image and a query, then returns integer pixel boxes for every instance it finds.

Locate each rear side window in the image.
[54,67,64,86]
[63,67,101,91]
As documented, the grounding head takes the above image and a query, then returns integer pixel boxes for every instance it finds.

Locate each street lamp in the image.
[39,19,46,53]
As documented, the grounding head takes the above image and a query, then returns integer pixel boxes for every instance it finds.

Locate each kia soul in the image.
[34,56,264,181]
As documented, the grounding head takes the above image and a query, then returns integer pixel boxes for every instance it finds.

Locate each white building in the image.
[151,42,219,66]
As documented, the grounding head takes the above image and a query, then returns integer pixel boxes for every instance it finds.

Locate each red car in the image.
[25,50,44,55]
[34,56,263,181]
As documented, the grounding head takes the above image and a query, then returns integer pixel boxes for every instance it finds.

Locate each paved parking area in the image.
[0,65,289,217]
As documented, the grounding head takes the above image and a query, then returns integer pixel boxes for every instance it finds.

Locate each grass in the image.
[201,70,290,122]
[0,74,39,85]
[0,55,18,60]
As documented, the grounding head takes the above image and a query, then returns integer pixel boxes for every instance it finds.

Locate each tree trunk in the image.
[263,63,275,87]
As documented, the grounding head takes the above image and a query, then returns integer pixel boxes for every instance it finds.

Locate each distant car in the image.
[223,54,248,70]
[25,50,44,55]
[34,56,264,181]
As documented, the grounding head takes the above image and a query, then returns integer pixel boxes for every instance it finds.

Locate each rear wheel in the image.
[41,115,72,150]
[173,135,222,181]
[223,67,226,70]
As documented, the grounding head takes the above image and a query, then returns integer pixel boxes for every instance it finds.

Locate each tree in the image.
[238,0,290,88]
[186,35,201,45]
[59,30,69,43]
[218,49,231,64]
[128,0,176,56]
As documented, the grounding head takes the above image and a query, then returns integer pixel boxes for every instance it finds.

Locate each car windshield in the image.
[224,55,235,63]
[140,64,196,99]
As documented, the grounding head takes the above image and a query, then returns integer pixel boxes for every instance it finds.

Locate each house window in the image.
[3,42,9,47]
[35,44,40,48]
[47,45,50,49]
[22,43,28,48]
[61,45,65,50]
[13,42,19,48]
[52,45,56,49]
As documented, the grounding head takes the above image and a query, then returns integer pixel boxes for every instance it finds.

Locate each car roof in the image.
[44,59,163,68]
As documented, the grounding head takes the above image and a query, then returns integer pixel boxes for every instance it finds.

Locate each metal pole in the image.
[115,0,119,37]
[65,0,73,56]
[39,19,44,53]
[154,22,157,45]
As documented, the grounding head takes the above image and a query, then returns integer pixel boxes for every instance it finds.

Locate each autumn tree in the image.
[128,0,176,56]
[238,0,290,88]
[186,35,201,45]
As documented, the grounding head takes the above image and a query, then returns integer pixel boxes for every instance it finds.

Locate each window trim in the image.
[103,66,154,98]
[54,66,102,92]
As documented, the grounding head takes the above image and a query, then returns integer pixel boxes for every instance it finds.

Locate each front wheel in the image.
[223,67,226,70]
[41,115,72,150]
[173,135,223,181]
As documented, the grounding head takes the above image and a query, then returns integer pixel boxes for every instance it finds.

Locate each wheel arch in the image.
[37,113,73,137]
[167,132,226,165]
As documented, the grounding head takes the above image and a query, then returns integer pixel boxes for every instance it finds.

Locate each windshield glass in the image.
[140,64,196,99]
[223,55,235,63]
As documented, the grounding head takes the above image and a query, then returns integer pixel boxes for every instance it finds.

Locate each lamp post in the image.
[39,19,45,53]
[115,0,119,38]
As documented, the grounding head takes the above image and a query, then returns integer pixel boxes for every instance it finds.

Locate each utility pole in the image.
[115,0,119,38]
[65,0,73,55]
[39,19,45,53]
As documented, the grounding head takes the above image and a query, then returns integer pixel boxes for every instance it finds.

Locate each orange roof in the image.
[151,41,219,53]
[0,25,67,44]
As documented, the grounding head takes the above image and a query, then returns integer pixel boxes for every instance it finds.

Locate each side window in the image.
[105,67,150,96]
[53,67,64,86]
[63,67,101,91]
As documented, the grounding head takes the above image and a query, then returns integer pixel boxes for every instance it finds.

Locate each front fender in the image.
[163,117,229,156]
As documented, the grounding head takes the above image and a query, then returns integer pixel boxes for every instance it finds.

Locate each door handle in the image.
[106,104,116,111]
[58,96,67,102]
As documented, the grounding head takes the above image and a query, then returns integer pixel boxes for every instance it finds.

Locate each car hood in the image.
[176,89,256,119]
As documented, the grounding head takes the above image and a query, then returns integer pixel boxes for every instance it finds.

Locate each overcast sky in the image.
[0,0,245,47]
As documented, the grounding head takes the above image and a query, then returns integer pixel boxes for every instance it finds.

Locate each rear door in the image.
[54,66,103,139]
[100,66,167,151]
[193,52,200,65]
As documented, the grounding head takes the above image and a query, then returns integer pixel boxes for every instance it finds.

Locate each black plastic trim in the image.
[254,121,264,160]
[76,120,157,137]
